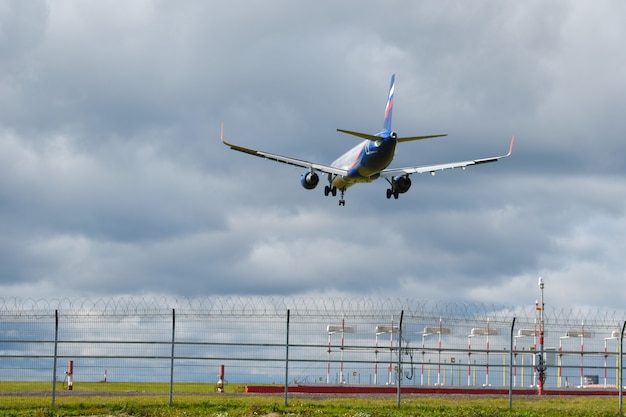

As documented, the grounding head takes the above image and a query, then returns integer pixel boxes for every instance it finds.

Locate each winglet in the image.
[507,135,515,156]
[220,121,235,148]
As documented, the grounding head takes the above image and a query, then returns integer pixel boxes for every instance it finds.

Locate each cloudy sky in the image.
[1,1,625,311]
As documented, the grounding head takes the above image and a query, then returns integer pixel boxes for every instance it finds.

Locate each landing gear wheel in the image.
[338,188,346,206]
[386,188,399,199]
[325,185,338,197]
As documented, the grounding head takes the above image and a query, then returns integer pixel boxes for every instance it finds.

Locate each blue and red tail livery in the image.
[383,73,395,133]
[222,74,514,206]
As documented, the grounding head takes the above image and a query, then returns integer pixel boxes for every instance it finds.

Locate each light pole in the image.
[468,324,499,387]
[603,331,619,387]
[537,277,546,395]
[560,326,594,387]
[422,319,451,386]
[327,321,356,384]
[376,320,398,385]
[514,328,535,387]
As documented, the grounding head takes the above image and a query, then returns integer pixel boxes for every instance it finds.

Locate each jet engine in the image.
[300,171,319,190]
[392,175,411,193]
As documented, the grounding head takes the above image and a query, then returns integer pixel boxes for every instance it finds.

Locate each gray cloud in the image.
[1,1,625,312]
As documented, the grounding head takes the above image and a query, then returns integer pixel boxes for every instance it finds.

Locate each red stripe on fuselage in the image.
[347,143,367,171]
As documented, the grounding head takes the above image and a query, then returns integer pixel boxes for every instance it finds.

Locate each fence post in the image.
[619,321,626,415]
[284,309,290,407]
[51,309,59,409]
[169,308,175,406]
[397,310,404,408]
[509,317,516,410]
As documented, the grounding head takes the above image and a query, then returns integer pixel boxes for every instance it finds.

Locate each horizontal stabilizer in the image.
[397,134,447,142]
[337,129,447,142]
[336,129,381,141]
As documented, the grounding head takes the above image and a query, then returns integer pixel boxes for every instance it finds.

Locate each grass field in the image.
[0,382,624,416]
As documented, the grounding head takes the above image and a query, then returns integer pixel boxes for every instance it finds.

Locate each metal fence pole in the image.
[509,317,516,410]
[397,310,404,408]
[169,308,175,406]
[284,309,290,407]
[51,309,59,409]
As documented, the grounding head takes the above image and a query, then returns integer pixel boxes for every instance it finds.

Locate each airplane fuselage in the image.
[330,136,397,189]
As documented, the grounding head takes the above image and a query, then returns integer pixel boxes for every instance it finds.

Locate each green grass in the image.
[0,381,246,393]
[0,383,623,416]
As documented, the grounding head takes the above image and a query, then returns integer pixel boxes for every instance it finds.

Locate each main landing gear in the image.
[385,176,411,200]
[386,188,399,199]
[325,184,346,206]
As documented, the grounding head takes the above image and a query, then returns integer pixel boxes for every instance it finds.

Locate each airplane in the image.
[221,74,514,206]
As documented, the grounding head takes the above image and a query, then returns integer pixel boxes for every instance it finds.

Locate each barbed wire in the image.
[1,296,625,327]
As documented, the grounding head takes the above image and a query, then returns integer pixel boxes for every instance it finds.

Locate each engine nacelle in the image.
[390,131,398,140]
[300,171,319,190]
[392,175,411,194]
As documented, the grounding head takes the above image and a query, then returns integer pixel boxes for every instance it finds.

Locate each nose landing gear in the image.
[338,188,346,206]
[325,178,346,206]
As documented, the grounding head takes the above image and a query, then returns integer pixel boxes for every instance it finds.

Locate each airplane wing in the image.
[381,136,515,178]
[221,123,348,177]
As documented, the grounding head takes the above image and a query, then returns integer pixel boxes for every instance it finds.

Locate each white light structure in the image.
[326,320,356,384]
[376,318,398,385]
[560,323,594,387]
[514,328,537,387]
[422,318,451,386]
[470,327,499,336]
[468,319,499,387]
[564,329,594,338]
[604,331,623,387]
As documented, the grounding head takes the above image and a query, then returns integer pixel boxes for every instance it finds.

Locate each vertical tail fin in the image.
[383,74,395,132]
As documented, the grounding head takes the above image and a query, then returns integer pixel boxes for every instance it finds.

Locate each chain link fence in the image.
[1,297,626,403]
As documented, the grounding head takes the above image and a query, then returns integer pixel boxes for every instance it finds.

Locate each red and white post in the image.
[66,360,74,390]
[217,365,225,392]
